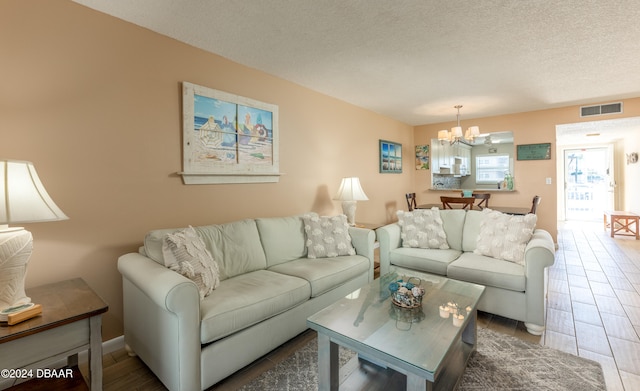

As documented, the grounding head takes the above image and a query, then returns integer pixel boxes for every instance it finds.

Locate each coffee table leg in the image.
[407,373,427,391]
[317,333,339,391]
[462,310,477,347]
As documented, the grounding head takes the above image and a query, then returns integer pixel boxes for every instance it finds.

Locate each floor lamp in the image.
[0,160,68,311]
[334,177,369,226]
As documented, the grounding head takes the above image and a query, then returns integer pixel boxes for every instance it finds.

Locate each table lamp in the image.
[334,177,369,225]
[0,160,68,311]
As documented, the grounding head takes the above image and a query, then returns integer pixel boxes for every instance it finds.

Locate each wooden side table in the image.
[0,278,108,390]
[604,211,640,239]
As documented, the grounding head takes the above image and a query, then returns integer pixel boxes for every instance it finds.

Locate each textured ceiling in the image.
[73,0,640,128]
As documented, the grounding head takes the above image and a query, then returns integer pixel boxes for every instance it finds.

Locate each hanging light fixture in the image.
[438,105,480,145]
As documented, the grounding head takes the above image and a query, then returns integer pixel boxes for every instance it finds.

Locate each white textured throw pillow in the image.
[474,209,537,265]
[162,226,220,299]
[397,208,450,249]
[302,213,356,258]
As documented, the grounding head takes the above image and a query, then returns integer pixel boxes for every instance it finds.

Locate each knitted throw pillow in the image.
[397,208,449,249]
[302,213,356,258]
[162,226,220,299]
[474,209,537,265]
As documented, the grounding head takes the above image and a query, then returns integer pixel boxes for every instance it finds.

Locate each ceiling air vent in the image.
[580,102,623,117]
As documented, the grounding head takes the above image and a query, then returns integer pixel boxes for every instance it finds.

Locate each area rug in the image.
[240,328,606,390]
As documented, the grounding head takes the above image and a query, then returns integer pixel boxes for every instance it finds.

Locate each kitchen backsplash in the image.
[432,175,461,189]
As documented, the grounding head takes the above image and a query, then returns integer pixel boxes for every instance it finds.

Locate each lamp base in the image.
[0,227,33,311]
[341,201,358,226]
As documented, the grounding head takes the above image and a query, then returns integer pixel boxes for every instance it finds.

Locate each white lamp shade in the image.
[468,126,480,137]
[451,126,463,138]
[437,130,449,141]
[0,160,68,224]
[334,177,369,201]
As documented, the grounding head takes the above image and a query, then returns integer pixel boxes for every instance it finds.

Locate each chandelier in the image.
[438,105,480,145]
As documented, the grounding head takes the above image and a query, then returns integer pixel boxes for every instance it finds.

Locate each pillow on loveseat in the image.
[474,209,537,265]
[302,213,356,258]
[397,208,449,249]
[162,226,221,299]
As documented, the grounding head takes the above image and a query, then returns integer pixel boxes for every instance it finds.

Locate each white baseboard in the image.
[78,334,125,363]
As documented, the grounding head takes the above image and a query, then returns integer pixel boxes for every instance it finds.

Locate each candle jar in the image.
[452,313,465,327]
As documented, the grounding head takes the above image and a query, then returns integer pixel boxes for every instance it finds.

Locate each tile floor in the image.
[545,221,640,391]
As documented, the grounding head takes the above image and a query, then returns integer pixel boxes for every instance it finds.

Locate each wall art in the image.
[180,82,280,184]
[380,140,402,173]
[415,145,429,170]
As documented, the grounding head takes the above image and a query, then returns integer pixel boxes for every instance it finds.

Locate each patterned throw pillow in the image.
[162,226,220,299]
[302,213,356,258]
[474,209,537,265]
[397,208,449,249]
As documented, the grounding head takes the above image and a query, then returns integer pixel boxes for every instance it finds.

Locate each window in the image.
[476,154,510,184]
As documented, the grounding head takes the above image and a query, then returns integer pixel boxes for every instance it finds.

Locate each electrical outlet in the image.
[546,178,552,185]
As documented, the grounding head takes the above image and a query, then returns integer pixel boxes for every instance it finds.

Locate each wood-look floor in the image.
[68,221,638,391]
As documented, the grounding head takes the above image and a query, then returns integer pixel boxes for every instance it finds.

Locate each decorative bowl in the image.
[389,277,425,309]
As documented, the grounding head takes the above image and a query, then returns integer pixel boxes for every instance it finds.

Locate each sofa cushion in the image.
[256,216,307,267]
[144,227,183,265]
[199,270,310,344]
[194,220,267,280]
[397,208,449,249]
[268,255,369,297]
[389,248,462,276]
[461,210,484,252]
[162,226,220,299]
[447,252,526,292]
[474,209,537,265]
[440,209,467,251]
[302,213,355,258]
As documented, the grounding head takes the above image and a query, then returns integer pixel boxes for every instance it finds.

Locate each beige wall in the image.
[0,0,414,340]
[414,98,640,239]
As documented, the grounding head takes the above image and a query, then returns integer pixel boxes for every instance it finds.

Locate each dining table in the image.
[416,203,531,215]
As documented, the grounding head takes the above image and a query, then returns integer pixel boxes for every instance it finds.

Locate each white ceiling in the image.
[73,0,640,131]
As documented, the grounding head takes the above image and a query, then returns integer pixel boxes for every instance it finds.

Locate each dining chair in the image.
[461,192,491,209]
[406,193,417,211]
[530,195,541,214]
[441,196,476,210]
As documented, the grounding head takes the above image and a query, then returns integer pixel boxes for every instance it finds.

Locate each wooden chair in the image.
[461,192,491,209]
[406,193,417,211]
[530,195,541,214]
[441,196,476,210]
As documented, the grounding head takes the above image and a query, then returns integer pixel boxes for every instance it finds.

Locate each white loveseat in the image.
[117,214,375,391]
[376,208,555,335]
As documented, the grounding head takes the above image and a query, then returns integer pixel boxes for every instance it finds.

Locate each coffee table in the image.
[307,270,485,391]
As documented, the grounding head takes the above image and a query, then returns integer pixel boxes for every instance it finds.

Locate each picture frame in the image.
[180,82,280,184]
[380,140,402,173]
[517,143,551,161]
[415,145,429,170]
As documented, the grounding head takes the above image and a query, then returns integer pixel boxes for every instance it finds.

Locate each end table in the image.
[0,278,108,390]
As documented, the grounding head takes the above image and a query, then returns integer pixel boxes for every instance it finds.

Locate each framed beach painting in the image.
[180,82,280,184]
[415,144,429,170]
[380,140,402,173]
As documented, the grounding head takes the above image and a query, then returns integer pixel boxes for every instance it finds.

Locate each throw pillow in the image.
[162,226,220,299]
[302,213,356,258]
[474,209,537,265]
[397,208,449,249]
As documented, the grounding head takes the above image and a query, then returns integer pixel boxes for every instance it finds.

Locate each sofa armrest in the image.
[524,229,556,274]
[523,229,556,327]
[118,252,202,391]
[349,226,376,282]
[376,223,402,277]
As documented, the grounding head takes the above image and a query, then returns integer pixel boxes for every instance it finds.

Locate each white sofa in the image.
[117,215,375,391]
[376,209,555,335]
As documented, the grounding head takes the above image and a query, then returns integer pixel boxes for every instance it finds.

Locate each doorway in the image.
[563,147,613,221]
